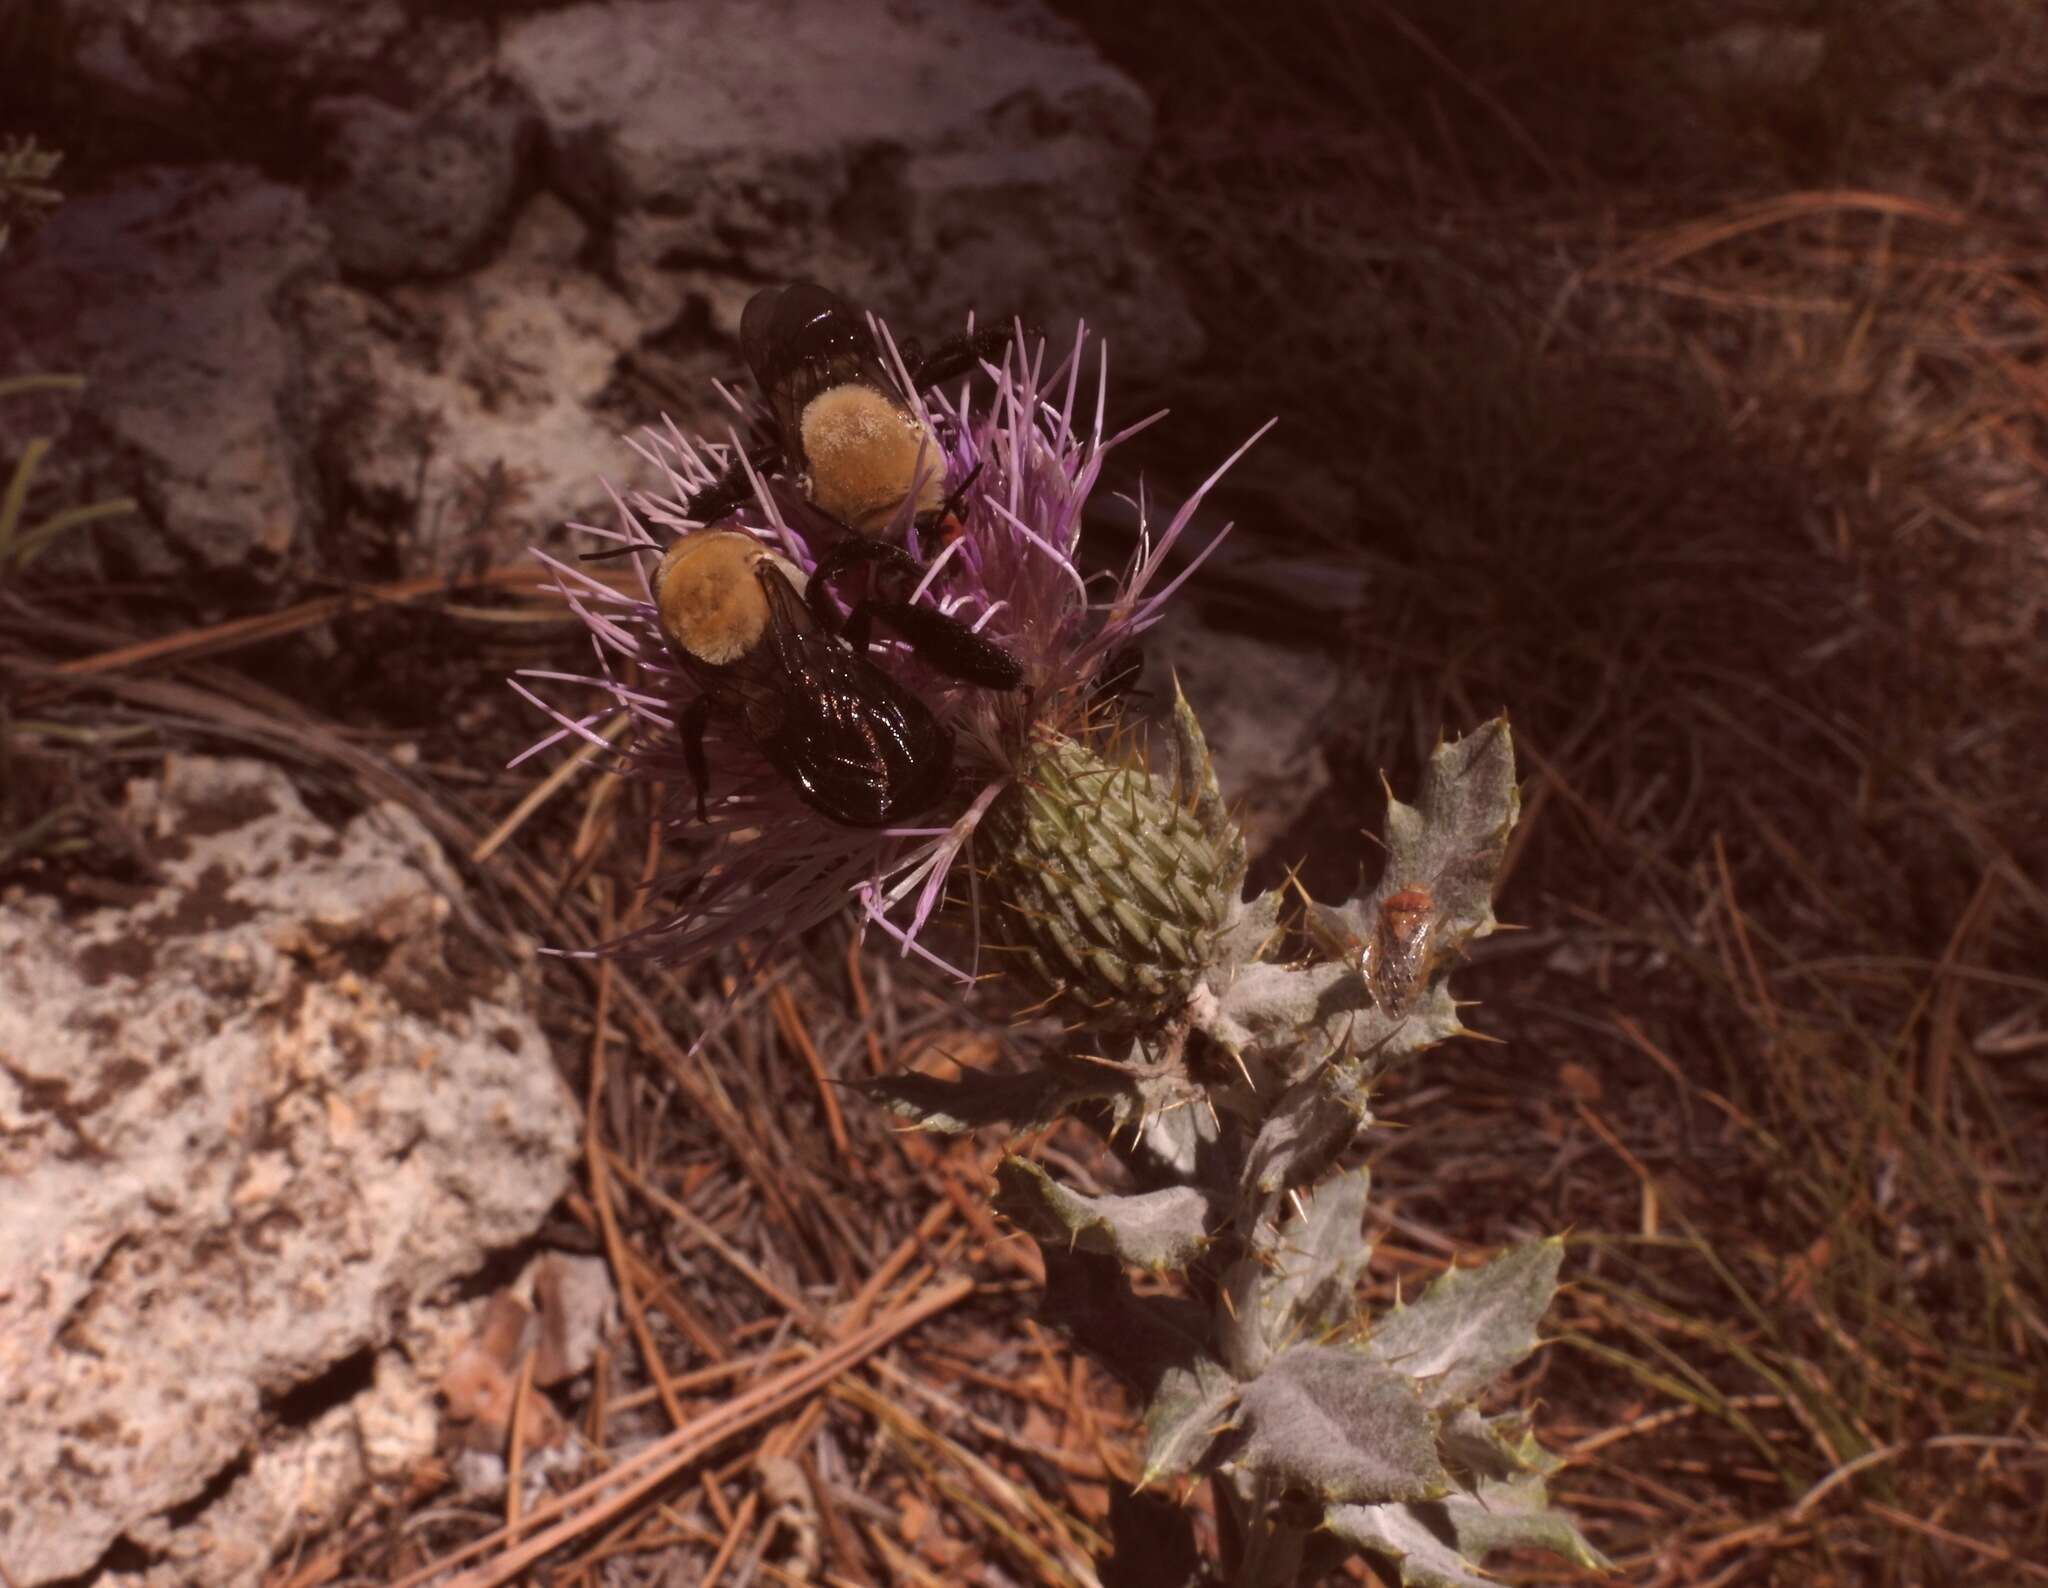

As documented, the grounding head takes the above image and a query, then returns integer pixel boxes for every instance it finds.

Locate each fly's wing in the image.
[740,282,903,456]
[752,560,951,826]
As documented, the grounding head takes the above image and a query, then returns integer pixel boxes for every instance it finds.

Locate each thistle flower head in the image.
[516,306,1270,977]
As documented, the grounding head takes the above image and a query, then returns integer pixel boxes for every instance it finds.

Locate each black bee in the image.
[651,530,1019,828]
[688,282,1016,536]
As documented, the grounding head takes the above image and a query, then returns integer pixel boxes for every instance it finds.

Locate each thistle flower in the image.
[515,308,1271,982]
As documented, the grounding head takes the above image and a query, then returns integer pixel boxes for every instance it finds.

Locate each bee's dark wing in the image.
[740,282,902,449]
[752,560,952,826]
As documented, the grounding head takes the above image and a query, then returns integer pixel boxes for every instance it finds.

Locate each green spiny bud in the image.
[980,725,1243,1028]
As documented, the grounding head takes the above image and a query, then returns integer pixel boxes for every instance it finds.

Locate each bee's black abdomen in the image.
[764,637,956,827]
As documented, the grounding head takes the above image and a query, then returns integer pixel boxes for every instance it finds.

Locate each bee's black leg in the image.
[931,460,984,531]
[857,600,1025,690]
[681,695,712,821]
[684,433,788,525]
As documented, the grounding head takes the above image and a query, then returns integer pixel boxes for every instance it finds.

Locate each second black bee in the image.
[652,529,1019,828]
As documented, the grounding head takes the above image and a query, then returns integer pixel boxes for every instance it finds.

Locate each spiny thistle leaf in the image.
[1227,1345,1447,1505]
[1386,716,1519,954]
[855,1068,1104,1135]
[1142,1352,1242,1487]
[1438,1404,1563,1485]
[1349,983,1470,1077]
[1197,959,1355,1068]
[1243,1065,1372,1197]
[1212,883,1285,973]
[1198,955,1462,1086]
[1224,1164,1373,1377]
[1362,1239,1564,1409]
[1306,717,1519,1017]
[996,1157,1218,1273]
[1435,1475,1612,1571]
[1329,1473,1611,1585]
[1323,1502,1493,1588]
[1121,1079,1224,1182]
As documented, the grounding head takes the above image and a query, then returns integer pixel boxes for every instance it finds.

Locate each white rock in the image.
[313,78,539,281]
[295,192,659,575]
[6,167,330,580]
[24,0,1199,583]
[0,758,579,1586]
[501,0,1198,376]
[61,0,418,113]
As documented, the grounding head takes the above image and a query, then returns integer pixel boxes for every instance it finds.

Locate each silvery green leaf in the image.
[1439,1475,1611,1571]
[1199,959,1359,1064]
[1342,982,1468,1079]
[1306,718,1518,1022]
[1201,959,1463,1088]
[1228,1345,1446,1504]
[1324,1503,1492,1588]
[1268,1164,1374,1331]
[1128,1086,1218,1180]
[1142,1350,1241,1486]
[1362,1239,1563,1408]
[1438,1405,1562,1484]
[1091,1039,1227,1181]
[996,1157,1218,1273]
[1383,716,1518,957]
[856,1068,1099,1134]
[1243,1068,1371,1196]
[1225,1165,1374,1375]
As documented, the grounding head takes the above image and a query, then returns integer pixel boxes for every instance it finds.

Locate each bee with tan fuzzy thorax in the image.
[686,282,1016,540]
[649,528,1020,829]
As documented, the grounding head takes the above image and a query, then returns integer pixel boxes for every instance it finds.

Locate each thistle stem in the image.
[1233,1474,1307,1588]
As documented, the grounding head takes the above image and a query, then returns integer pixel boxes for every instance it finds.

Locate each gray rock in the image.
[62,0,420,118]
[1147,611,1337,859]
[501,0,1199,377]
[294,192,658,577]
[24,0,1199,586]
[0,758,579,1586]
[4,166,331,581]
[313,77,539,282]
